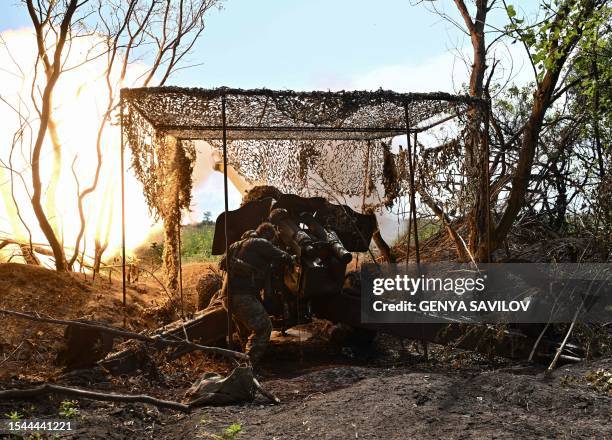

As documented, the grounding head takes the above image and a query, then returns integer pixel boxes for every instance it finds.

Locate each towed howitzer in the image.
[205,192,588,363]
[268,207,353,303]
[208,193,377,329]
[210,193,375,306]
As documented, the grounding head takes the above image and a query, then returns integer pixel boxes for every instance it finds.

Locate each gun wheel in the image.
[196,271,223,311]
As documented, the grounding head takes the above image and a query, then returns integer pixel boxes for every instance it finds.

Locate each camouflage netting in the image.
[121,87,481,210]
[123,105,196,291]
[121,87,482,289]
[121,87,478,139]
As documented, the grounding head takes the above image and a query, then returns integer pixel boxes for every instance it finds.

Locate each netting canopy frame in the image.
[118,86,487,330]
[120,86,483,140]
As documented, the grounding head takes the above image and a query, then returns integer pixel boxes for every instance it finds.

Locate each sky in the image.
[4,0,446,89]
[0,0,539,92]
[0,0,539,242]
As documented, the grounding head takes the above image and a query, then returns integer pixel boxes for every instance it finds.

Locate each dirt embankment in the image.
[173,358,611,440]
[0,263,167,381]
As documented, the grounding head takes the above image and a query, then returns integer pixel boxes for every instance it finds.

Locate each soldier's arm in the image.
[257,239,294,264]
[219,241,241,271]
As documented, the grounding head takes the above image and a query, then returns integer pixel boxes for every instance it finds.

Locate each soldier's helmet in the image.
[256,222,277,241]
[241,229,258,239]
[269,208,289,225]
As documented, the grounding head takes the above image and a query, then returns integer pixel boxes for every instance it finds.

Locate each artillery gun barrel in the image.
[299,212,352,264]
[269,208,315,258]
[324,229,353,264]
[270,208,352,264]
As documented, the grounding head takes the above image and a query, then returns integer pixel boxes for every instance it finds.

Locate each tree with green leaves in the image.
[416,0,610,261]
[495,0,609,250]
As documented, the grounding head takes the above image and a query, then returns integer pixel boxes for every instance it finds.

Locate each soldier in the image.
[221,222,294,364]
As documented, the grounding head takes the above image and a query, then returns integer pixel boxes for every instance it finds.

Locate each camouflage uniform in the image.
[221,236,292,364]
[228,294,272,364]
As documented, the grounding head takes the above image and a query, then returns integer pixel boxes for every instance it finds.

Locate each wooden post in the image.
[361,140,371,212]
[405,148,412,265]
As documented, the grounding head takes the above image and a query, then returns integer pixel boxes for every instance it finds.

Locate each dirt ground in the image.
[0,263,170,381]
[0,263,610,439]
[178,355,612,440]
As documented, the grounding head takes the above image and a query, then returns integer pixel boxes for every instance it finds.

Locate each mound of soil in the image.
[183,357,610,440]
[0,263,166,381]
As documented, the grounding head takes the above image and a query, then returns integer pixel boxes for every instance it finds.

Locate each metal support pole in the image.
[413,132,421,264]
[120,102,127,324]
[361,140,371,212]
[404,147,412,266]
[221,94,233,349]
[178,220,184,318]
[404,104,420,264]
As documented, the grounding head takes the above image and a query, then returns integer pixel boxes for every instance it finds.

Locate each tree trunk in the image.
[26,0,80,272]
[92,239,108,279]
[372,229,395,263]
[45,113,63,238]
[30,79,68,271]
[465,1,490,261]
[453,0,490,261]
[493,71,561,246]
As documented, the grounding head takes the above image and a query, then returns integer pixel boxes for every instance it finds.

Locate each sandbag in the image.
[184,366,255,406]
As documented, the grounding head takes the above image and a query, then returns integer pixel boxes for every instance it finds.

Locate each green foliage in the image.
[58,400,79,419]
[504,1,608,82]
[132,239,164,269]
[180,222,219,263]
[572,6,612,121]
[133,221,219,266]
[150,241,164,264]
[395,219,446,247]
[5,411,22,421]
[220,423,242,439]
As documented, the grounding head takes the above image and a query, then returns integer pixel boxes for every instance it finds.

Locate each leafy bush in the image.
[220,423,242,439]
[58,400,79,419]
[133,221,219,266]
[180,223,218,263]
